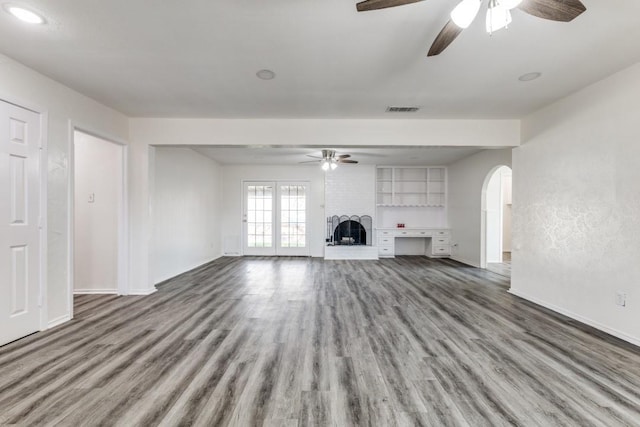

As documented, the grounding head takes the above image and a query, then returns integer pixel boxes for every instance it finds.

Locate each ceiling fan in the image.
[300,149,359,171]
[355,0,587,56]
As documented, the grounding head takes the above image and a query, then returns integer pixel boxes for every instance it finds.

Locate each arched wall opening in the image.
[480,165,512,270]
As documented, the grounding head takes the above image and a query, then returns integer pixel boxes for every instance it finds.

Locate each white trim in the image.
[509,288,640,348]
[67,121,75,319]
[47,314,72,329]
[38,110,48,331]
[69,124,130,306]
[448,256,480,268]
[129,288,158,296]
[73,289,119,295]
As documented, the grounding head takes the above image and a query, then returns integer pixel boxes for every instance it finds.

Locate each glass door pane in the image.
[277,183,308,256]
[244,182,275,255]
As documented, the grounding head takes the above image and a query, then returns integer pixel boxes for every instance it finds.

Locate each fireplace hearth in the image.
[327,215,372,246]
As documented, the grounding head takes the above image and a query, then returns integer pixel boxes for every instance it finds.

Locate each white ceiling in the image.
[1,0,640,118]
[189,146,484,165]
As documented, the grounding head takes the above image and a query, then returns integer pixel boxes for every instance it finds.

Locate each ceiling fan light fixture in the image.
[330,159,338,170]
[321,159,331,171]
[486,0,512,34]
[450,0,481,29]
[4,4,45,24]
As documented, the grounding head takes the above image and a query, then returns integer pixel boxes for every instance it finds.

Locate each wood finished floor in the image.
[486,252,512,278]
[1,256,640,426]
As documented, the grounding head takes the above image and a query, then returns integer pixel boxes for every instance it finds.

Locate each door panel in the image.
[244,182,275,255]
[243,181,309,256]
[277,183,308,256]
[1,101,41,346]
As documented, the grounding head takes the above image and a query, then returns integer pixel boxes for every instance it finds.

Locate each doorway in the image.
[0,100,44,346]
[72,130,127,296]
[243,181,309,256]
[481,165,512,277]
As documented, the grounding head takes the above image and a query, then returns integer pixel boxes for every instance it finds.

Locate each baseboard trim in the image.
[509,288,640,348]
[449,256,480,268]
[47,314,72,329]
[73,289,118,295]
[129,287,157,296]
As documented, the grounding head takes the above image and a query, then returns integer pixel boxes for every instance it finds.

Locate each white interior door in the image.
[243,181,309,256]
[0,100,41,346]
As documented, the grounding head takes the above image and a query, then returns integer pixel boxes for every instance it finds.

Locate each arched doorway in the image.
[481,165,512,276]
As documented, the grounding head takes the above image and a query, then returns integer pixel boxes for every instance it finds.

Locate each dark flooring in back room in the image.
[1,256,639,426]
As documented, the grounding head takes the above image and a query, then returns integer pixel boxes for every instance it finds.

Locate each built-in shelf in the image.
[376,166,447,207]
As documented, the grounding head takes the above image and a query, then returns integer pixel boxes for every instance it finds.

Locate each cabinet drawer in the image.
[431,245,451,255]
[396,230,431,237]
[378,230,393,236]
[434,230,450,237]
[433,237,450,245]
[377,237,394,246]
[378,246,394,256]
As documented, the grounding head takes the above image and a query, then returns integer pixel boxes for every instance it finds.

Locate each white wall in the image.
[486,168,503,263]
[447,149,513,267]
[325,165,376,218]
[0,53,129,325]
[502,171,512,253]
[511,62,640,346]
[151,148,222,284]
[220,165,325,257]
[74,132,122,292]
[130,118,520,148]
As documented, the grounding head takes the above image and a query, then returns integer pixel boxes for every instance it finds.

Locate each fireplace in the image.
[327,215,372,246]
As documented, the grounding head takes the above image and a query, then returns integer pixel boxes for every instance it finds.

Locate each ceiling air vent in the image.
[386,106,420,113]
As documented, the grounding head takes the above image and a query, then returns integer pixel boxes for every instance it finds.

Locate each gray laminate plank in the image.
[1,256,639,426]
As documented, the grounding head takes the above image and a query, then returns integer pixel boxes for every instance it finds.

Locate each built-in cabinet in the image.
[376,166,450,258]
[376,166,446,207]
[377,228,451,258]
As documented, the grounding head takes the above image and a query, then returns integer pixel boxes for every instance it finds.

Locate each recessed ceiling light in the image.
[518,72,542,82]
[4,4,45,24]
[256,69,276,80]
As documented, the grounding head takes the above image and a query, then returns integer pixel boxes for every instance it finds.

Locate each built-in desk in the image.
[377,228,450,258]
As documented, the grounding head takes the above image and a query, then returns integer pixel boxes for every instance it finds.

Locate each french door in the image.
[243,181,309,256]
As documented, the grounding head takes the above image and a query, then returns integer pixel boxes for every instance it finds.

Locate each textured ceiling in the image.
[1,0,639,118]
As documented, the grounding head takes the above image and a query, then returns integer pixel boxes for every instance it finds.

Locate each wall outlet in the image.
[616,292,626,307]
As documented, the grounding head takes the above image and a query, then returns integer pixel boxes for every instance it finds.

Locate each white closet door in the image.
[0,100,42,346]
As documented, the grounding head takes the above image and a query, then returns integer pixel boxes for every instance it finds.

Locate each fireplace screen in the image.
[327,215,372,246]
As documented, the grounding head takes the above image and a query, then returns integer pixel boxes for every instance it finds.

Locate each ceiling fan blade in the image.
[337,154,351,159]
[427,20,464,57]
[338,159,359,164]
[356,0,424,12]
[299,160,321,164]
[517,0,586,22]
[305,154,322,159]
